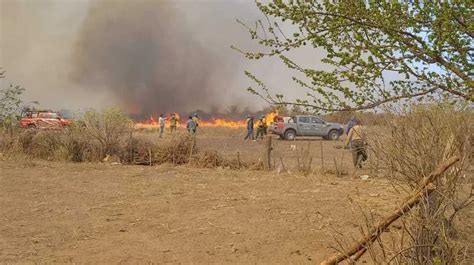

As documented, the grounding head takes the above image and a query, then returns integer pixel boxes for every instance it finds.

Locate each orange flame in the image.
[198,118,247,128]
[264,110,278,125]
[134,110,279,129]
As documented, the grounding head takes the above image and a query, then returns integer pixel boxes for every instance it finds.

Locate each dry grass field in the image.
[1,128,473,264]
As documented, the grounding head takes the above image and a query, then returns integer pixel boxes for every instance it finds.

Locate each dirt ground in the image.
[1,130,473,264]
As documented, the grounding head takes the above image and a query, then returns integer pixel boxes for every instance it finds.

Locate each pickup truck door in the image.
[38,112,61,128]
[310,116,327,136]
[297,116,312,136]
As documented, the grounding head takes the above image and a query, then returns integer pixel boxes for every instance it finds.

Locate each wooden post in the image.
[149,148,152,166]
[263,135,272,170]
[272,149,276,169]
[339,144,345,172]
[279,157,286,172]
[333,157,340,178]
[129,131,133,163]
[296,146,301,172]
[237,152,241,169]
[320,138,324,169]
[307,141,312,173]
[307,157,313,173]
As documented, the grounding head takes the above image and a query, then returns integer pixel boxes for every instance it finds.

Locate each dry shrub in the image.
[28,130,63,159]
[62,125,103,162]
[189,150,226,168]
[0,121,265,171]
[119,135,156,164]
[82,107,132,157]
[18,129,36,153]
[121,133,194,165]
[153,134,195,165]
[189,150,262,169]
[365,104,473,264]
[0,131,23,158]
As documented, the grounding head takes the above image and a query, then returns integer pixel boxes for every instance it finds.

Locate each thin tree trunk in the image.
[320,156,459,265]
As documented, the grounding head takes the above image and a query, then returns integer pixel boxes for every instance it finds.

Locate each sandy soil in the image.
[1,132,472,264]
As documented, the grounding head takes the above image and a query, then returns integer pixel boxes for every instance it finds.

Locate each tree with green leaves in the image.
[0,68,25,126]
[234,1,473,112]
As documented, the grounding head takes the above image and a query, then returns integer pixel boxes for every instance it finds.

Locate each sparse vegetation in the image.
[0,105,472,263]
[366,104,473,264]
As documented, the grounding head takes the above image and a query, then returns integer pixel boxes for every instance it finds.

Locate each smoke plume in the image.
[72,0,246,117]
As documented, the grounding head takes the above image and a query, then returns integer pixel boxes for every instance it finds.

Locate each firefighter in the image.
[192,113,199,132]
[244,115,254,141]
[158,114,165,138]
[169,113,177,133]
[186,116,196,135]
[261,115,268,136]
[345,119,367,168]
[255,115,265,140]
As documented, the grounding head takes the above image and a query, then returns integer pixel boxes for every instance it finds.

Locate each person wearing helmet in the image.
[244,115,254,141]
[345,119,367,168]
[169,113,178,133]
[261,115,268,136]
[255,115,265,140]
[186,116,196,135]
[158,114,165,138]
[192,112,199,132]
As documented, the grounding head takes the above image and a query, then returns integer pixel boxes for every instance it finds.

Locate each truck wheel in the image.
[284,129,296,140]
[27,124,36,130]
[328,129,339,140]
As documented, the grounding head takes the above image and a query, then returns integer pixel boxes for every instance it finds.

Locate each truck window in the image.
[298,116,310,123]
[311,117,324,124]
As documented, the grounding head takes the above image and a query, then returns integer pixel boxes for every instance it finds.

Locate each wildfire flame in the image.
[134,110,278,129]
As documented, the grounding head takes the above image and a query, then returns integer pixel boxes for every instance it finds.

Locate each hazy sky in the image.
[1,0,323,114]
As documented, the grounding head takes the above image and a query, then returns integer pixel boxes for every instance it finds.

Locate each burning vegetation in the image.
[134,110,279,129]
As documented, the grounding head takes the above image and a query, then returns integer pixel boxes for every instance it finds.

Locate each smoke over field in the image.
[72,1,226,116]
[2,0,271,117]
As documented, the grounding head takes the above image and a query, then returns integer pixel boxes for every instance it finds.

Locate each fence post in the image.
[129,130,134,163]
[237,152,241,169]
[149,148,152,166]
[320,138,324,169]
[263,135,272,170]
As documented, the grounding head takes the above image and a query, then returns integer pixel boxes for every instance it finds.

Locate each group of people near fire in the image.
[155,112,367,168]
[157,112,270,140]
[157,112,200,138]
[243,114,268,141]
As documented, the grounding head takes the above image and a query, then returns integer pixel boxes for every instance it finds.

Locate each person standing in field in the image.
[255,116,265,140]
[158,114,165,138]
[262,115,268,136]
[192,113,199,132]
[345,116,357,148]
[186,116,196,135]
[244,115,254,141]
[169,113,177,133]
[345,119,367,168]
[346,116,357,135]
